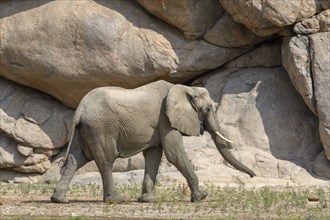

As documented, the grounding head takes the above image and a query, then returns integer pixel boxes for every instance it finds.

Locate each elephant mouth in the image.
[203,120,233,143]
[200,121,204,135]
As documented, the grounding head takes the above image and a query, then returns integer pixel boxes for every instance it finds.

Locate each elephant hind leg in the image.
[138,146,163,202]
[51,148,89,203]
[79,123,125,203]
[95,160,126,203]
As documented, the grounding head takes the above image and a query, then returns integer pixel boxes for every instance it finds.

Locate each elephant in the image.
[51,80,256,204]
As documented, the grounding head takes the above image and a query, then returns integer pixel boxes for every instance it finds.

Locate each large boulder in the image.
[294,9,330,34]
[282,36,316,114]
[0,135,51,174]
[220,0,326,36]
[0,77,72,174]
[282,32,330,159]
[198,67,328,180]
[136,0,224,40]
[0,0,249,108]
[204,13,271,48]
[310,32,330,160]
[224,41,282,68]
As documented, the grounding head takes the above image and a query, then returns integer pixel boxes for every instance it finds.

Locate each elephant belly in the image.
[117,130,159,158]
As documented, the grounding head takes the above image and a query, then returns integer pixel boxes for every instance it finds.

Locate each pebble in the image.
[307,194,319,202]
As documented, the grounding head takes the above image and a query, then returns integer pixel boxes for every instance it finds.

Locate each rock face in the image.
[0,0,329,185]
[294,9,330,34]
[136,0,225,40]
[0,77,72,173]
[281,6,330,160]
[0,0,248,108]
[282,32,330,160]
[204,13,271,48]
[310,32,330,159]
[220,0,325,36]
[282,36,316,114]
[204,68,322,163]
[224,42,282,68]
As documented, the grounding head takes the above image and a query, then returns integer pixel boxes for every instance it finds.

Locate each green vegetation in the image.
[0,182,329,219]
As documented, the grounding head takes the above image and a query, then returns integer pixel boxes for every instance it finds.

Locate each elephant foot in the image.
[50,193,69,204]
[191,191,207,202]
[104,194,127,204]
[138,193,156,203]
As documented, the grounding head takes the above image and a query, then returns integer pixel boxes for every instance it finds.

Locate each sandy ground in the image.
[0,194,233,219]
[1,184,329,219]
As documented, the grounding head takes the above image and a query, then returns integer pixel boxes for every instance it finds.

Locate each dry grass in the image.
[0,182,329,219]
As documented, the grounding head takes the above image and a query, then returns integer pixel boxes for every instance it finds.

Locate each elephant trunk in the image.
[211,132,256,178]
[205,111,256,178]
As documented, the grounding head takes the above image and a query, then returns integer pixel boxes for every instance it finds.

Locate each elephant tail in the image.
[60,107,83,170]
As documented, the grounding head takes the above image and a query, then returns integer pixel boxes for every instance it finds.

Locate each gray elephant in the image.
[51,80,255,204]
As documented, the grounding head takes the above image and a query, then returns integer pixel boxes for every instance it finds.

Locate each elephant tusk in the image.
[215,131,233,143]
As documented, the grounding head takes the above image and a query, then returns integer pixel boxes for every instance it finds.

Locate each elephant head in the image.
[166,85,256,178]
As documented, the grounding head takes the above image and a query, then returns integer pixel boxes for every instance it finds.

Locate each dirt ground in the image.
[1,183,329,220]
[0,194,241,220]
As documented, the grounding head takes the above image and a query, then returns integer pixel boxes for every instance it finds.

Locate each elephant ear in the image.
[166,85,201,136]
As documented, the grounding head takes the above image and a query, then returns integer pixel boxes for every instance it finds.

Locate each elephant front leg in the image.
[161,130,207,202]
[138,146,163,202]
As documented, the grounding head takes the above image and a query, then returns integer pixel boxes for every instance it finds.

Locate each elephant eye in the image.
[206,106,212,112]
